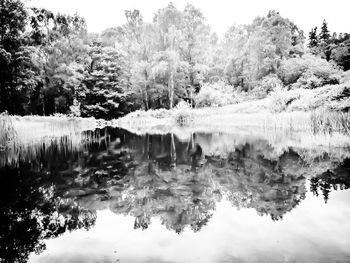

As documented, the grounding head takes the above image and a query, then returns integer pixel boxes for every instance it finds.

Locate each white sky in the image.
[27,0,350,37]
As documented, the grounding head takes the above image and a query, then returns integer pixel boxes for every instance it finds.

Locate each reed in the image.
[310,110,350,135]
[0,112,17,151]
[0,114,101,166]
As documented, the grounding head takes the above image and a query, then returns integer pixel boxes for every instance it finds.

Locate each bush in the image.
[278,54,342,89]
[69,98,81,117]
[174,101,193,126]
[195,81,235,107]
[252,74,283,98]
[341,70,350,84]
[269,87,300,113]
[270,82,350,112]
[287,89,324,111]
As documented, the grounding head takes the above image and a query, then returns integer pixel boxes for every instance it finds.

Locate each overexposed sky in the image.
[27,0,350,37]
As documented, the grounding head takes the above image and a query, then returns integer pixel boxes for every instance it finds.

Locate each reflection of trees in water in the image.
[0,164,96,263]
[204,143,307,221]
[116,133,349,224]
[310,159,350,203]
[53,130,348,230]
[1,128,350,260]
[106,159,216,234]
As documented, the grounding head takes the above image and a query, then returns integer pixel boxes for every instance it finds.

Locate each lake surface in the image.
[1,127,350,263]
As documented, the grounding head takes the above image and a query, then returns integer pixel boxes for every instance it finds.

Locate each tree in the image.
[0,0,28,114]
[153,3,184,108]
[130,60,152,110]
[179,4,213,104]
[78,42,130,119]
[222,10,305,91]
[310,20,350,69]
[330,38,350,71]
[318,19,332,60]
[308,27,319,48]
[319,19,330,44]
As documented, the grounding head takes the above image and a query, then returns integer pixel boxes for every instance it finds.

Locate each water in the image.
[1,127,350,263]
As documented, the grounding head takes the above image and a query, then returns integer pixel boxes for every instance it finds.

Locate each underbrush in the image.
[269,82,350,112]
[173,101,194,126]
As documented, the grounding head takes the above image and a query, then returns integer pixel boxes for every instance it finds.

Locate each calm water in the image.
[1,127,350,263]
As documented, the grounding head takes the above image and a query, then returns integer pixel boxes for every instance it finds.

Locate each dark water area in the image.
[1,127,350,263]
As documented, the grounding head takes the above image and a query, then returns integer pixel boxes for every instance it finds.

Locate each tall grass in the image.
[0,114,101,167]
[311,110,350,135]
[0,112,17,151]
[0,131,103,167]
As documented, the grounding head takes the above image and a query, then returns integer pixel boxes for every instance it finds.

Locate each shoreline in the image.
[1,96,350,146]
[1,108,350,167]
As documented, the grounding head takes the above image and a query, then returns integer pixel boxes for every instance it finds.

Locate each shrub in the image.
[69,98,81,117]
[287,89,322,111]
[195,81,235,107]
[174,101,193,126]
[271,82,350,112]
[341,70,350,84]
[269,87,300,113]
[253,74,283,98]
[278,54,342,89]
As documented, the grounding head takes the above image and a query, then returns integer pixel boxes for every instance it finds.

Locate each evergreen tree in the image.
[318,20,331,60]
[79,42,130,119]
[308,27,319,48]
[319,19,330,44]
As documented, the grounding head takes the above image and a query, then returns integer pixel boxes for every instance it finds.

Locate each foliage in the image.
[174,101,193,125]
[1,1,349,118]
[308,20,350,70]
[269,87,299,113]
[221,10,305,91]
[278,54,341,89]
[79,43,130,119]
[269,82,350,112]
[195,81,234,107]
[251,74,283,98]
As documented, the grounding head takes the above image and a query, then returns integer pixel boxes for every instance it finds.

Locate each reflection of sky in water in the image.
[30,188,350,263]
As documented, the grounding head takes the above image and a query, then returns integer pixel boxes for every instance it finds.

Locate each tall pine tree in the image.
[319,19,330,44]
[319,20,331,60]
[308,27,319,48]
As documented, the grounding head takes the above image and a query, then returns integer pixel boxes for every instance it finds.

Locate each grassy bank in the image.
[0,114,98,151]
[0,114,112,166]
[1,94,349,160]
[116,81,350,134]
[116,97,350,136]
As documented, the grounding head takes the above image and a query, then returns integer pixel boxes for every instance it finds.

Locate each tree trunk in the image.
[42,94,45,116]
[144,84,149,110]
[170,133,176,167]
[169,70,174,109]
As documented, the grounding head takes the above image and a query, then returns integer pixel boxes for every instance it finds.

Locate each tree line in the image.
[1,0,349,119]
[308,20,350,70]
